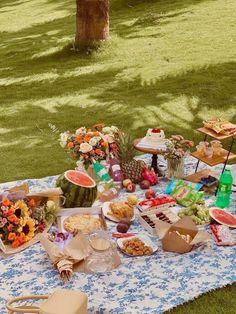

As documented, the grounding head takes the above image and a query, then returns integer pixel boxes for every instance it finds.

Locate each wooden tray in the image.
[197,127,236,140]
[191,149,236,166]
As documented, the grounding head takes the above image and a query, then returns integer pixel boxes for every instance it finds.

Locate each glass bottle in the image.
[92,159,112,182]
[109,154,124,182]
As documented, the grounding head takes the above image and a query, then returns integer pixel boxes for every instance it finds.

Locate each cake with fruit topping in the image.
[145,128,165,143]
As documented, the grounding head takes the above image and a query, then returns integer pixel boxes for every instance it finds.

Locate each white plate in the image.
[102,202,135,223]
[117,234,158,256]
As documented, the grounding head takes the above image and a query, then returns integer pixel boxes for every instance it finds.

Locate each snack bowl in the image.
[102,202,135,223]
[117,234,158,257]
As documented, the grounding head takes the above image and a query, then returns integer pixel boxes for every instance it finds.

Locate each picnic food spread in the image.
[1,120,236,313]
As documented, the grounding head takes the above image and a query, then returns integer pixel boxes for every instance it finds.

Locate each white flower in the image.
[89,138,98,146]
[47,200,56,210]
[93,136,101,142]
[79,142,93,153]
[59,132,70,148]
[76,160,86,171]
[110,126,119,133]
[75,127,86,135]
[105,134,115,144]
[102,127,112,134]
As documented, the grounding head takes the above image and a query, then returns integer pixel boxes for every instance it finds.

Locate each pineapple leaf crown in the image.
[115,131,136,162]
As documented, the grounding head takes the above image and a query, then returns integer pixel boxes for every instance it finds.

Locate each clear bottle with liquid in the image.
[97,181,121,202]
[109,154,124,182]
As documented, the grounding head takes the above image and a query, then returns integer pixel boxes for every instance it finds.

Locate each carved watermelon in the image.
[209,208,236,228]
[56,170,97,208]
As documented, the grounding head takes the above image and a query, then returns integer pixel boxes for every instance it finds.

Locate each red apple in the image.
[140,180,150,190]
[145,189,156,199]
[126,183,136,193]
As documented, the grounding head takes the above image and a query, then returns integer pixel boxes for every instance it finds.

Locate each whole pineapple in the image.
[115,132,146,183]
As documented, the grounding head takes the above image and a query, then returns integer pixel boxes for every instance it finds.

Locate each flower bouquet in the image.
[163,135,194,178]
[0,189,59,255]
[60,124,119,169]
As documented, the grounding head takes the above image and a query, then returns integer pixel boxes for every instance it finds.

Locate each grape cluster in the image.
[178,204,210,225]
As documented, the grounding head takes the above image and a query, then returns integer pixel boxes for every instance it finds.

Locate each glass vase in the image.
[167,158,184,179]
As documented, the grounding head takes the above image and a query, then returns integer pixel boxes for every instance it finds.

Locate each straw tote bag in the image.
[6,289,88,314]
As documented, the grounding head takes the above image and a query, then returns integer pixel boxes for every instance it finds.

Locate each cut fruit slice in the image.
[56,170,97,208]
[209,207,236,228]
[65,170,96,188]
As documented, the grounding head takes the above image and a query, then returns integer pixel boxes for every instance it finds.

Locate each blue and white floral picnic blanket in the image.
[0,156,235,314]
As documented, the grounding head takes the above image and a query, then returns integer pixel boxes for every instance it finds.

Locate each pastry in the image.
[109,202,134,220]
[63,214,102,234]
[203,118,236,135]
[122,237,153,256]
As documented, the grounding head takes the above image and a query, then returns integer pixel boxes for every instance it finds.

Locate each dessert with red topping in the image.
[145,128,165,143]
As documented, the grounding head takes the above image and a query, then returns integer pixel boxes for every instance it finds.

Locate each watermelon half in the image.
[209,207,236,228]
[56,170,97,208]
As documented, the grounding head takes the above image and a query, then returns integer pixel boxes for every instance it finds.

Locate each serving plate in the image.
[117,234,158,257]
[102,202,135,223]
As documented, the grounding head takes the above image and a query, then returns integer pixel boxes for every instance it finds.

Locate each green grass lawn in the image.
[0,0,236,312]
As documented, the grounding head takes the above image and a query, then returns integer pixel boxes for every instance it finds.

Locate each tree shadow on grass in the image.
[0,61,236,181]
[110,0,215,38]
[89,61,236,141]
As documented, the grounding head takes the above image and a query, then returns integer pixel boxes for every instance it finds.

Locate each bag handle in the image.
[6,295,48,313]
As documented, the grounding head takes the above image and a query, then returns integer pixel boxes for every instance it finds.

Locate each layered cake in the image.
[145,128,165,143]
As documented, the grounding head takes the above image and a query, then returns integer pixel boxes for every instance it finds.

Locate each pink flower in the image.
[0,217,7,228]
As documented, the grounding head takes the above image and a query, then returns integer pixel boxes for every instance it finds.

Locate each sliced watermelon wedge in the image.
[209,207,236,228]
[65,170,96,188]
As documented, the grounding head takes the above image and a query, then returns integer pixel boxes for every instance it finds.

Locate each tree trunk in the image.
[75,0,109,47]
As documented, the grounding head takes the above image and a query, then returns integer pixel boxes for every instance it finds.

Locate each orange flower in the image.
[8,215,20,225]
[71,153,77,160]
[2,199,13,207]
[84,135,92,143]
[12,239,20,248]
[101,141,109,148]
[7,224,13,232]
[8,232,16,241]
[89,150,95,155]
[93,123,105,129]
[67,142,74,149]
[18,233,26,244]
[83,154,89,159]
[76,135,83,142]
[95,149,102,155]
